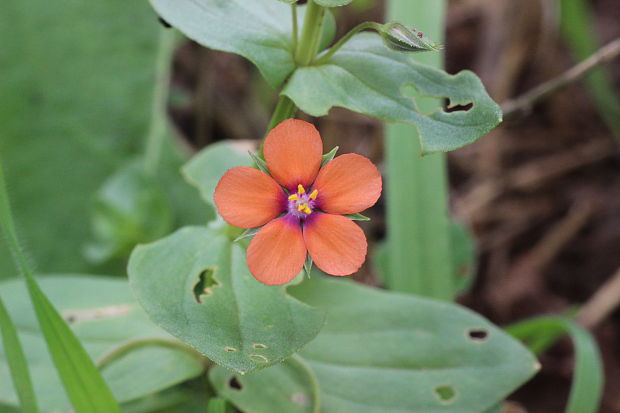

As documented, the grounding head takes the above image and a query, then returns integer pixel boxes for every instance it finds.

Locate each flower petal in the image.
[247,216,307,285]
[214,167,285,229]
[312,153,382,215]
[264,119,323,192]
[303,213,367,276]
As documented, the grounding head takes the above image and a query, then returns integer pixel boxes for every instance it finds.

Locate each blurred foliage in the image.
[0,0,207,279]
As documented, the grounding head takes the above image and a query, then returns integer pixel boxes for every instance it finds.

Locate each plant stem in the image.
[384,0,454,300]
[96,338,208,370]
[502,37,620,121]
[295,0,325,66]
[291,4,299,53]
[314,21,380,65]
[144,28,176,175]
[267,95,297,132]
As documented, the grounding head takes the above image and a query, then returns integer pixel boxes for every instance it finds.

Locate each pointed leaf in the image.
[283,33,502,154]
[0,276,204,411]
[128,225,325,374]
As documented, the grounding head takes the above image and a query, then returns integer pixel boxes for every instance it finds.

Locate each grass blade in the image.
[507,317,603,413]
[0,297,39,412]
[560,0,620,139]
[383,0,454,300]
[0,158,122,413]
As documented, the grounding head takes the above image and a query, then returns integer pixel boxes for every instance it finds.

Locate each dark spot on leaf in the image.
[468,328,489,342]
[444,99,473,113]
[158,17,172,28]
[434,385,456,404]
[228,376,243,391]
[192,267,219,303]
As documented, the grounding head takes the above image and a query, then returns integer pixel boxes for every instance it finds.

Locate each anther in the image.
[288,194,298,201]
[298,204,305,212]
[297,184,305,194]
[309,189,318,200]
[303,206,312,215]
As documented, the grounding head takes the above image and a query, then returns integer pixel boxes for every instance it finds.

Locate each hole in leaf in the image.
[192,267,219,303]
[249,354,269,363]
[224,346,237,352]
[468,328,489,342]
[252,343,267,350]
[444,98,473,113]
[434,385,456,404]
[228,376,243,391]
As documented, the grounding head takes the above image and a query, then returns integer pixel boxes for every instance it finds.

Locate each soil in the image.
[167,0,620,411]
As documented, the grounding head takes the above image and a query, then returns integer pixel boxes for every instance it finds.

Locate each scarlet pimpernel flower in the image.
[214,119,382,286]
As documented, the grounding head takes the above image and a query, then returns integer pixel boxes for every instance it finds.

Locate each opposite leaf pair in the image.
[214,119,382,285]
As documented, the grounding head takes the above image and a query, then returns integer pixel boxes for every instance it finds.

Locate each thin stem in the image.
[314,22,380,65]
[295,0,325,66]
[267,95,297,132]
[502,37,620,121]
[144,29,176,175]
[96,338,208,371]
[291,4,299,53]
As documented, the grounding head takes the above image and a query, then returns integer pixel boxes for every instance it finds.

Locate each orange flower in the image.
[214,119,382,285]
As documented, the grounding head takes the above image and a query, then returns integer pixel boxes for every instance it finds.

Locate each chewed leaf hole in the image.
[192,267,219,303]
[252,343,268,350]
[434,385,457,404]
[249,354,269,363]
[228,376,243,391]
[224,346,237,352]
[468,328,489,342]
[444,98,473,113]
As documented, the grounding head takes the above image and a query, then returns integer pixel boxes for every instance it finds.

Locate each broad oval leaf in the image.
[0,276,204,411]
[150,0,295,88]
[209,276,538,412]
[209,357,319,413]
[182,141,253,206]
[128,225,325,374]
[289,277,538,412]
[283,33,502,154]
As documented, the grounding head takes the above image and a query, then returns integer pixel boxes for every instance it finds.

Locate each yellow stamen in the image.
[288,194,298,201]
[298,204,305,212]
[297,184,305,194]
[309,189,318,200]
[303,206,312,215]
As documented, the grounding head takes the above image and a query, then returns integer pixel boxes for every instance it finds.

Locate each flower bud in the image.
[379,22,443,53]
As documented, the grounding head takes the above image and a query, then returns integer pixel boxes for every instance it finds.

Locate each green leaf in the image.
[207,398,233,413]
[284,33,502,154]
[128,225,326,374]
[0,276,204,411]
[314,0,354,7]
[85,160,173,264]
[182,141,253,207]
[0,0,161,279]
[0,297,38,412]
[507,317,603,413]
[344,213,370,221]
[209,357,319,413]
[286,277,538,413]
[149,0,295,87]
[450,220,477,295]
[321,146,339,167]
